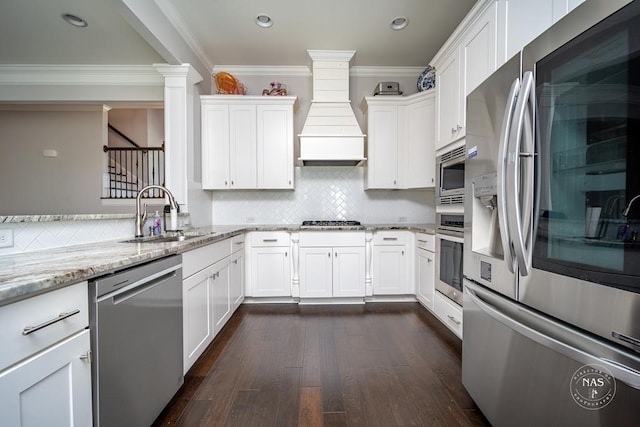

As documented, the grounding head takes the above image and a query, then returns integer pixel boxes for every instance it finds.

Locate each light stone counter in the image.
[0,223,434,306]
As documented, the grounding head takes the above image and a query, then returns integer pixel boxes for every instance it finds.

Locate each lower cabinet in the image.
[0,281,92,426]
[247,232,291,297]
[182,236,245,374]
[0,330,92,427]
[371,231,413,295]
[416,233,436,310]
[434,291,463,338]
[299,246,365,298]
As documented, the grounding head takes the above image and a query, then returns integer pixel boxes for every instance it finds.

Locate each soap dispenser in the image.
[153,210,162,235]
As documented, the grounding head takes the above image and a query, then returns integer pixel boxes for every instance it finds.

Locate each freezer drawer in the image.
[462,280,640,426]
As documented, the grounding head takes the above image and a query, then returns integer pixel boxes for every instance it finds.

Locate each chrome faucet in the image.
[135,185,178,237]
[622,194,640,219]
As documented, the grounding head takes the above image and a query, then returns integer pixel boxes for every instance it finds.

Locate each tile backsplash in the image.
[212,167,435,224]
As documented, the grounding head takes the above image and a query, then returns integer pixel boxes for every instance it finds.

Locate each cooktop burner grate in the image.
[301,220,362,226]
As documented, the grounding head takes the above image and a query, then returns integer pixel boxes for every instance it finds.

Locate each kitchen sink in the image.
[121,231,210,244]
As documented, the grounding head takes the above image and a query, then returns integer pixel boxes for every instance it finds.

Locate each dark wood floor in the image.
[153,303,491,427]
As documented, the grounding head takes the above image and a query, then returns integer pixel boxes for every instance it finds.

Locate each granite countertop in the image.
[0,223,435,307]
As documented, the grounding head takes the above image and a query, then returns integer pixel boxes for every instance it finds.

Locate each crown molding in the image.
[211,65,424,78]
[0,65,164,86]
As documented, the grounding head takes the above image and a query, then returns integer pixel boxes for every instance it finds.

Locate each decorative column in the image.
[365,230,373,296]
[291,232,300,298]
[153,64,202,212]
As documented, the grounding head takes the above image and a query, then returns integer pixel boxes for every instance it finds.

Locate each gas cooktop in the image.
[301,220,362,227]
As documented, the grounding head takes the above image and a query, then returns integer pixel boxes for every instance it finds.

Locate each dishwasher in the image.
[90,255,183,427]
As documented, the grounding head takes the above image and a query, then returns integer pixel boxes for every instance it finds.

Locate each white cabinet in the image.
[0,282,92,426]
[435,291,463,338]
[298,232,366,299]
[502,0,585,62]
[0,330,92,427]
[435,50,462,151]
[201,96,297,190]
[230,235,245,311]
[361,90,436,189]
[182,236,244,373]
[415,233,436,311]
[371,231,413,295]
[434,0,497,151]
[247,232,291,297]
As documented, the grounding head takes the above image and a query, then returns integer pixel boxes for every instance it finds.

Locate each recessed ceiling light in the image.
[62,13,88,28]
[390,16,408,31]
[255,14,273,28]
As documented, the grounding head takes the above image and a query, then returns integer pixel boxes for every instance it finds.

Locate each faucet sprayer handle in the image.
[141,203,148,222]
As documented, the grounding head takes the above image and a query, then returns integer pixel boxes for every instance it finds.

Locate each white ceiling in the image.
[0,0,476,70]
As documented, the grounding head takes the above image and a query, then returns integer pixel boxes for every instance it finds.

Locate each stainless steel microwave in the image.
[436,145,465,206]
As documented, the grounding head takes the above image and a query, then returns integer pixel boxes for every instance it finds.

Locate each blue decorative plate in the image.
[417,65,436,91]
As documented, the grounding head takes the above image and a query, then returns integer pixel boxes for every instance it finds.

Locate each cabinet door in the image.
[403,94,436,188]
[211,260,231,334]
[416,248,435,310]
[257,104,294,189]
[202,103,230,189]
[435,50,461,150]
[229,104,257,189]
[183,265,214,373]
[460,1,497,98]
[230,251,245,311]
[366,105,398,189]
[333,246,366,297]
[0,330,92,427]
[372,245,407,295]
[250,247,291,297]
[299,247,333,298]
[505,0,554,60]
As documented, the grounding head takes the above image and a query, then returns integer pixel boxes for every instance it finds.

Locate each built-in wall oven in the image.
[436,144,466,206]
[436,213,464,306]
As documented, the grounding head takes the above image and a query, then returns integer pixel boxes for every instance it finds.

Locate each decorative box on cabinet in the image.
[201,96,297,190]
[0,282,92,426]
[361,90,436,189]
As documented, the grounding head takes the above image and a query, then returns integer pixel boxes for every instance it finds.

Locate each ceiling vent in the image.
[298,50,366,166]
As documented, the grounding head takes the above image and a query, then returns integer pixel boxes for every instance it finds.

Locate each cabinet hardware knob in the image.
[328,252,331,257]
[402,250,404,256]
[231,180,234,185]
[285,251,288,257]
[428,258,432,263]
[79,350,92,363]
[447,315,461,325]
[22,309,81,335]
[335,252,338,257]
[225,180,228,186]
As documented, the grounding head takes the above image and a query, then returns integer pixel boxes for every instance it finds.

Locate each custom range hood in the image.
[298,50,366,166]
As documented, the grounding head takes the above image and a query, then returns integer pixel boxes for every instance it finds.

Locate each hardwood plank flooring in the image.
[153,303,490,427]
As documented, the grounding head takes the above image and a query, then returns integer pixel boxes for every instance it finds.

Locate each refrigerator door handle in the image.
[506,71,535,276]
[465,283,640,390]
[497,77,521,274]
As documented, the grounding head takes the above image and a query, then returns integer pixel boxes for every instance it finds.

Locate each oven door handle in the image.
[497,77,520,274]
[436,230,464,243]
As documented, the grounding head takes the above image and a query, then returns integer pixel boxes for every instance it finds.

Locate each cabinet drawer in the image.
[250,231,290,247]
[435,291,463,338]
[372,231,406,245]
[416,232,435,252]
[230,234,245,253]
[0,282,88,370]
[183,239,230,278]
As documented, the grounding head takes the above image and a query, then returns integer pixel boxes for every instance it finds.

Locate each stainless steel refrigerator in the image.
[463,0,640,425]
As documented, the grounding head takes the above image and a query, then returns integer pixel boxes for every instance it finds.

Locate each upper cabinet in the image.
[201,95,297,190]
[433,0,498,151]
[431,0,585,152]
[503,0,585,61]
[361,90,436,189]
